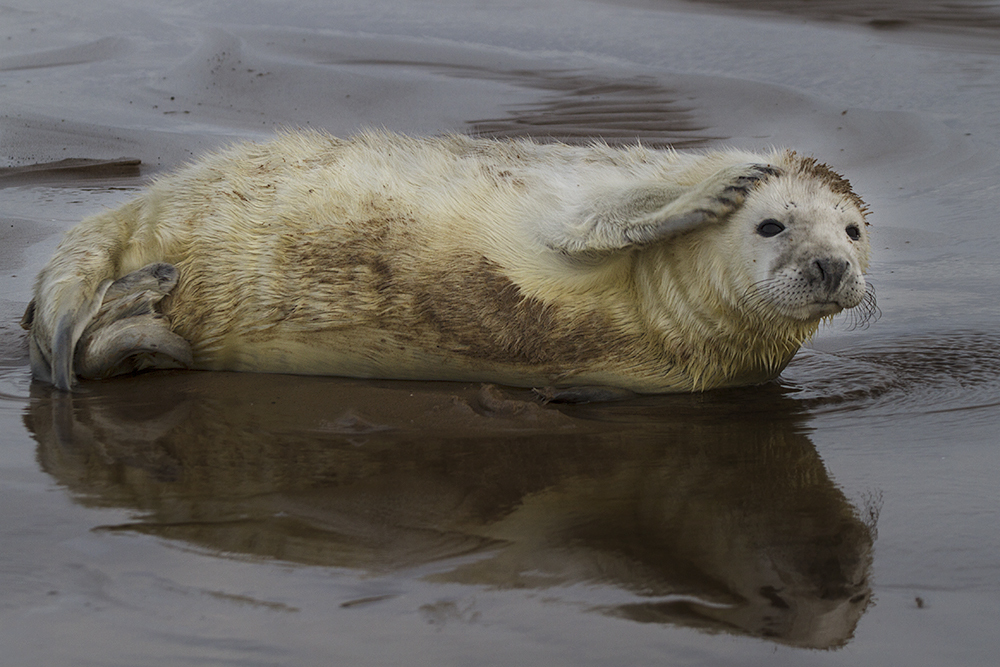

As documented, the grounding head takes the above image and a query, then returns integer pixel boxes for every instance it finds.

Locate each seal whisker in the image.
[849,282,881,330]
[739,279,788,326]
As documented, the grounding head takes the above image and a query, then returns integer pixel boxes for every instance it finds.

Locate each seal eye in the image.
[846,224,861,241]
[756,219,785,238]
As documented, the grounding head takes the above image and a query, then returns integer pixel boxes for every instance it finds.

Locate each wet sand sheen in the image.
[2,1,1000,665]
[25,372,876,649]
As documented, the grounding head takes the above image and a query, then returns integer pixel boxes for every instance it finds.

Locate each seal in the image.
[21,130,874,395]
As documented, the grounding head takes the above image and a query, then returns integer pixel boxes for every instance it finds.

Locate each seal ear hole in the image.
[846,224,861,241]
[756,218,785,238]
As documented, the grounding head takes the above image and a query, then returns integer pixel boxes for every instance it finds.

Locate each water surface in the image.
[1,1,998,665]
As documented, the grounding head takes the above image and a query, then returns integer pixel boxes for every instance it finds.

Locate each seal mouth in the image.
[769,300,846,323]
[781,282,880,328]
[813,301,846,316]
[743,274,868,323]
[783,305,839,323]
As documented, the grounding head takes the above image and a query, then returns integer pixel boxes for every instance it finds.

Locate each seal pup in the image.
[21,130,874,395]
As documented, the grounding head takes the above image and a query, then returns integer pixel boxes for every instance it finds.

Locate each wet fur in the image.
[23,130,872,392]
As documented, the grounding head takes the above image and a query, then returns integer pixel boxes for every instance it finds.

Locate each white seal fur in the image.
[21,130,874,394]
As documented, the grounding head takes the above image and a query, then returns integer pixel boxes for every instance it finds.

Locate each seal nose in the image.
[812,257,849,294]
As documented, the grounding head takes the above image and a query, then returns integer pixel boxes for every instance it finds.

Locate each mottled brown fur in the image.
[413,256,643,370]
[790,154,869,217]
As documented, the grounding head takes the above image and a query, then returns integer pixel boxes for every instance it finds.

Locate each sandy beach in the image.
[2,1,999,665]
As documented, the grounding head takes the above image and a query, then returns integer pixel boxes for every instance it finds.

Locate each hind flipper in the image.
[74,263,192,380]
[75,315,192,379]
[21,301,52,384]
[32,279,115,391]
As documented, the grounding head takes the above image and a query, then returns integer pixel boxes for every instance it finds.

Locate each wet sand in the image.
[629,0,1000,33]
[2,1,1000,665]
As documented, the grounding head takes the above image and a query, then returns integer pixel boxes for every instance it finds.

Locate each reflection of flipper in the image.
[75,263,192,380]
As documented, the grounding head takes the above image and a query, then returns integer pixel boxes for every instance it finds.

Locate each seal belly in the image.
[165,248,652,390]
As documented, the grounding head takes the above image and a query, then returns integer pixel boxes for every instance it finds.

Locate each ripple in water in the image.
[781,331,1000,417]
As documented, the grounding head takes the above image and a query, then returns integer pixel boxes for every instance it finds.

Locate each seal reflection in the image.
[25,372,874,649]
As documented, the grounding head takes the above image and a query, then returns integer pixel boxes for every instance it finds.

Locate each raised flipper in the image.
[546,163,781,254]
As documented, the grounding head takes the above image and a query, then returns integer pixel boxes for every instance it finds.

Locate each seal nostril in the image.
[814,258,848,292]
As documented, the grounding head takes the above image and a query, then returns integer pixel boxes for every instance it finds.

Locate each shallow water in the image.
[1,0,999,665]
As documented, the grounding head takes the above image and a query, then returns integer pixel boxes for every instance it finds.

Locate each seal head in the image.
[735,157,871,323]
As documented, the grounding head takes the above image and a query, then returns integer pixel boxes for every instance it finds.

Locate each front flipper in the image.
[549,163,781,253]
[74,262,192,381]
[533,385,638,404]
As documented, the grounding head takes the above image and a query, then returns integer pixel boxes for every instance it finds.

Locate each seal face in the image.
[732,159,872,323]
[22,131,873,393]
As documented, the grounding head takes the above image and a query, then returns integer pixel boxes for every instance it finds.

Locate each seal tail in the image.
[22,200,191,391]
